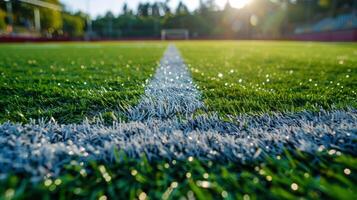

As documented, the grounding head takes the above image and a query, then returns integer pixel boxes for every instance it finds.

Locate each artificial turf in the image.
[0,41,356,199]
[0,42,166,123]
[1,151,356,200]
[177,41,357,116]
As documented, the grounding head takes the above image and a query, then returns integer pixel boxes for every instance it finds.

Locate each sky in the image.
[60,0,251,18]
[60,0,200,18]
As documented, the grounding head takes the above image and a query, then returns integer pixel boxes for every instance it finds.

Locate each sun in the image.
[216,0,252,9]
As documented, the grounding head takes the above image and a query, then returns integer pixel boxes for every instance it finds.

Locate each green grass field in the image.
[177,41,357,116]
[0,41,356,200]
[0,42,165,123]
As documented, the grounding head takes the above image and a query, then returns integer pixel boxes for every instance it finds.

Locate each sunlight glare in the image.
[217,0,252,9]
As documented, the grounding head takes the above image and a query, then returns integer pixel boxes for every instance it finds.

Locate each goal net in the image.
[161,29,189,40]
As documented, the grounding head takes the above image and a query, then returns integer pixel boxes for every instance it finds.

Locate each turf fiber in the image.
[0,41,356,200]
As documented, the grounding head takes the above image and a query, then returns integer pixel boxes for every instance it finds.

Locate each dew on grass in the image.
[171,182,178,188]
[99,195,107,200]
[203,173,209,179]
[186,172,191,178]
[74,188,82,195]
[131,169,138,176]
[291,183,299,191]
[221,191,228,198]
[259,169,265,175]
[5,189,14,199]
[266,175,272,181]
[253,177,259,184]
[218,73,223,78]
[187,191,194,199]
[243,194,250,200]
[196,180,211,188]
[164,163,170,169]
[99,165,107,173]
[103,173,112,182]
[44,179,52,187]
[344,168,351,175]
[80,169,87,177]
[54,179,62,185]
[138,192,147,200]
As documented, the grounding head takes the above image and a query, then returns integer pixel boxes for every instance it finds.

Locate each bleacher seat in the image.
[294,13,357,34]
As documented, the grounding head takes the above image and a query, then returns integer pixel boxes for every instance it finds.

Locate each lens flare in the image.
[217,0,252,9]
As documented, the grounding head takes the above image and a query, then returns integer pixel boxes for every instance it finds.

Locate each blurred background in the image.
[0,0,356,41]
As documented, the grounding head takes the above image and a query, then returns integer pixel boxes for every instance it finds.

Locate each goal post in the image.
[161,29,189,40]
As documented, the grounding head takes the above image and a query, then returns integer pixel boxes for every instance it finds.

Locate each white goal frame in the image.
[161,29,189,40]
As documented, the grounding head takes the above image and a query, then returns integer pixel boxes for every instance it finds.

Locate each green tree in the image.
[0,9,6,30]
[137,3,150,17]
[161,0,171,16]
[62,13,85,37]
[40,0,62,33]
[176,1,189,15]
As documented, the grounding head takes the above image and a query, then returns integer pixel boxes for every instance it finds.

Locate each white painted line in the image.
[0,44,356,178]
[1,109,356,177]
[127,44,204,120]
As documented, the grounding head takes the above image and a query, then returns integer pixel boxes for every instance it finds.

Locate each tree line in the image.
[0,0,355,39]
[0,0,87,37]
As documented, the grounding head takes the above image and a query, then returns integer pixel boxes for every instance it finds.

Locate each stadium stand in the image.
[295,13,357,34]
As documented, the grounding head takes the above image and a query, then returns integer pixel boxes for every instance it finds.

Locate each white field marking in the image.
[0,44,356,178]
[0,109,356,177]
[9,44,62,49]
[127,44,204,120]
